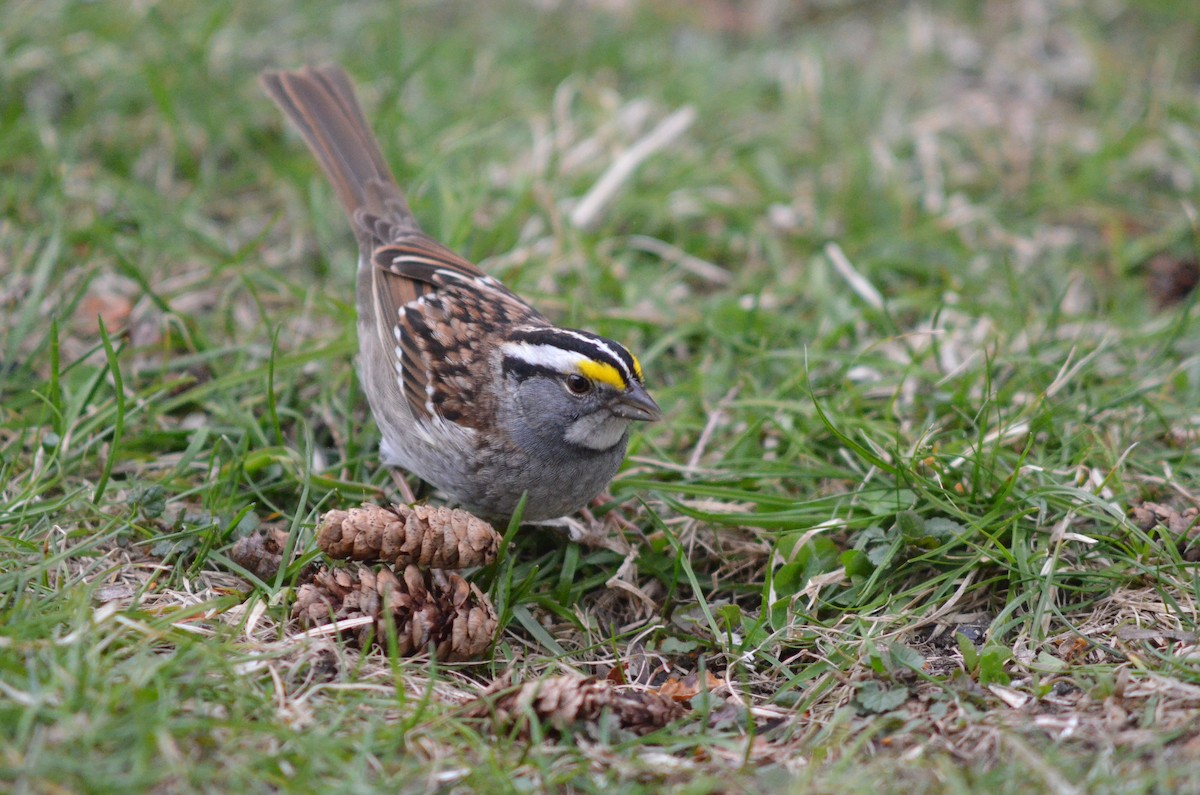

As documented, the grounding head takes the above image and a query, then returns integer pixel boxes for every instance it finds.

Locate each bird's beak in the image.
[611,382,662,422]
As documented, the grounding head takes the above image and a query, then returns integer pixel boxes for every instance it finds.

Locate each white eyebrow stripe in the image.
[500,341,592,373]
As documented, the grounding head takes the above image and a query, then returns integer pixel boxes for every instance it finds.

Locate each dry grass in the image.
[4,0,1200,792]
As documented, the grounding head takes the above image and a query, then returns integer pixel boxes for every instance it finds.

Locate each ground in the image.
[3,1,1200,792]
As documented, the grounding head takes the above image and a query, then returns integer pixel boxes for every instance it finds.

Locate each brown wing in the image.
[264,66,544,428]
[370,235,548,428]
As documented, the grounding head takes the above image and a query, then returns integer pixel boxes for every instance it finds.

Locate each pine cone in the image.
[1129,501,1200,561]
[318,504,500,570]
[229,527,293,581]
[292,563,497,660]
[466,674,684,736]
[608,687,688,735]
[1129,501,1199,534]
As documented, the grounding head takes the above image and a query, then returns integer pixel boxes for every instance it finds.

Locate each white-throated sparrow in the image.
[261,65,661,522]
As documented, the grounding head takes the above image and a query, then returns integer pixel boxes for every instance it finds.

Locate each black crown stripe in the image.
[501,355,561,383]
[507,327,638,383]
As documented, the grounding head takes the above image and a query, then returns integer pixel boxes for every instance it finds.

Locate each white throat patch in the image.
[565,412,629,451]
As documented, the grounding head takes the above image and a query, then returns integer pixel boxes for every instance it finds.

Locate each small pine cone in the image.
[1129,501,1200,561]
[229,527,293,581]
[291,563,497,660]
[1129,502,1196,534]
[466,675,683,736]
[467,675,613,733]
[317,503,500,570]
[608,688,686,735]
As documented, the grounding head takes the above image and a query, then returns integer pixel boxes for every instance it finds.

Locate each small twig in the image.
[687,386,739,471]
[1045,341,1110,399]
[1129,473,1200,507]
[824,242,884,310]
[605,548,658,612]
[570,106,697,231]
[626,235,732,286]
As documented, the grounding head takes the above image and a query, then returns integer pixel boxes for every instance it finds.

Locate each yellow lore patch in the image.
[577,359,627,390]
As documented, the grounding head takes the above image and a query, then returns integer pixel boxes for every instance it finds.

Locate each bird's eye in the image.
[565,374,593,395]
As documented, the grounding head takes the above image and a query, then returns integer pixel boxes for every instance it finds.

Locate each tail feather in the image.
[260,65,416,244]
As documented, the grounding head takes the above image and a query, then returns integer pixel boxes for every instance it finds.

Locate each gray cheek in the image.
[504,378,630,452]
[503,379,571,446]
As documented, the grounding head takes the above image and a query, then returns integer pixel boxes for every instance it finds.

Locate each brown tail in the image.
[260,65,416,243]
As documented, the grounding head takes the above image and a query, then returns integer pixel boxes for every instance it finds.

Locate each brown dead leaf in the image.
[606,662,628,684]
[78,292,133,334]
[656,670,725,702]
[1058,636,1090,662]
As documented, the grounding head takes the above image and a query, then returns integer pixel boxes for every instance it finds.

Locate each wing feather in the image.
[370,234,548,427]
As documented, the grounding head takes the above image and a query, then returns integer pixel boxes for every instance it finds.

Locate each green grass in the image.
[4,0,1200,792]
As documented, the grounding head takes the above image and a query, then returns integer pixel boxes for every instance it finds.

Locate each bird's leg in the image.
[389,469,418,505]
